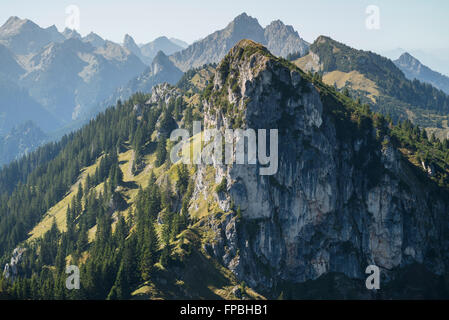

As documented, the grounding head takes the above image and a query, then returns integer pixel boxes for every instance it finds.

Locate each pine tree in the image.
[155,138,167,167]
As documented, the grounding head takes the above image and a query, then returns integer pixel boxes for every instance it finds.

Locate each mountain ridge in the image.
[169,12,309,72]
[394,52,449,95]
[295,35,449,129]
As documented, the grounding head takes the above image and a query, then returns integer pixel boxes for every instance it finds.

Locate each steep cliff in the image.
[191,39,449,298]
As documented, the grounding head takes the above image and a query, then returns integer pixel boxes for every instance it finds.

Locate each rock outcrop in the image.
[191,39,449,298]
[3,248,25,281]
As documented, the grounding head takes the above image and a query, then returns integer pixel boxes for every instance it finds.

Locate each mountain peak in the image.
[213,39,273,86]
[83,32,105,48]
[394,52,449,94]
[4,16,21,24]
[233,38,266,51]
[315,35,335,45]
[153,50,169,60]
[2,16,26,28]
[228,12,261,29]
[0,17,65,55]
[170,15,308,71]
[0,16,38,35]
[123,34,137,46]
[397,52,420,64]
[233,12,251,22]
[62,28,81,39]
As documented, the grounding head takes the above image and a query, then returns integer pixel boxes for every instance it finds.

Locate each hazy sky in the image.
[1,0,448,52]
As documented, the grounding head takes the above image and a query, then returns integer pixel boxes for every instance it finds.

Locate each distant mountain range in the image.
[0,16,189,165]
[169,13,309,71]
[98,51,183,114]
[394,52,449,95]
[382,47,449,78]
[124,34,185,65]
[0,17,147,128]
[103,12,310,112]
[0,16,64,55]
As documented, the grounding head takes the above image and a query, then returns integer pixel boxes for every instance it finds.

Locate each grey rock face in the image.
[148,83,182,105]
[62,28,81,40]
[264,20,309,58]
[169,13,309,72]
[395,52,449,95]
[124,34,147,64]
[140,36,184,62]
[3,248,25,281]
[191,40,449,296]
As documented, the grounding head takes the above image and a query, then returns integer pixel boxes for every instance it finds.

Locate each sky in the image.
[1,0,448,53]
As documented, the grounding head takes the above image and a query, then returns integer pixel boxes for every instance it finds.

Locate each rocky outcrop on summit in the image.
[169,13,309,71]
[191,40,449,298]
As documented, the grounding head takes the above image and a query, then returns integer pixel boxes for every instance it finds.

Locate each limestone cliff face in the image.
[191,40,449,296]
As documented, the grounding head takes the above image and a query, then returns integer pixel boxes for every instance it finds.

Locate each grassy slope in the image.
[27,156,104,241]
[294,40,449,132]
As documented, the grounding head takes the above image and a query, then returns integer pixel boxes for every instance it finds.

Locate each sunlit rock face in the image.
[188,40,449,297]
